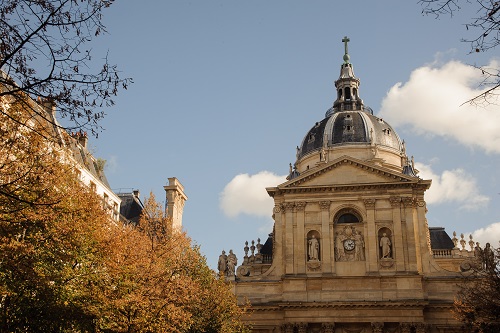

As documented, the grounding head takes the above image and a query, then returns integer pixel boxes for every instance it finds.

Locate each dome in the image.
[298,110,403,159]
[291,37,413,178]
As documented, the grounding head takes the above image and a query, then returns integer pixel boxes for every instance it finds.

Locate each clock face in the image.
[344,239,355,251]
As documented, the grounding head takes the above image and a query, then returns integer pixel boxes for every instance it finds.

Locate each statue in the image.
[217,250,227,276]
[380,233,392,259]
[227,249,237,277]
[320,147,326,162]
[354,231,365,261]
[308,235,320,261]
[483,243,494,270]
[335,232,345,261]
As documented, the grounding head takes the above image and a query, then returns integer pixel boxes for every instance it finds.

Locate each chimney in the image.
[41,98,57,118]
[71,131,88,149]
[164,177,187,232]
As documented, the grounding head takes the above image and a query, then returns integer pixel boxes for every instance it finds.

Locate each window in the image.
[337,213,359,223]
[334,208,362,224]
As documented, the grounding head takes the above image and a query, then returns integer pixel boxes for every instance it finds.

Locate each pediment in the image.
[279,156,417,188]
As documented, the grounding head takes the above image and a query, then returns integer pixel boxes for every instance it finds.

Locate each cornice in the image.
[250,300,430,311]
[270,182,430,196]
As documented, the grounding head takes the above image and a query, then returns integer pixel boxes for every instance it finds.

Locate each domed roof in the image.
[298,110,402,159]
[290,37,414,179]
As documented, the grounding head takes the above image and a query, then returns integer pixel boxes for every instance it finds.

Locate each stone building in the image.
[226,38,478,333]
[0,74,121,221]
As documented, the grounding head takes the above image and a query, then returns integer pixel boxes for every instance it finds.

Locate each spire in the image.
[327,36,364,116]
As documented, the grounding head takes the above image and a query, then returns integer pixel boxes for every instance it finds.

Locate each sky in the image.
[84,1,500,269]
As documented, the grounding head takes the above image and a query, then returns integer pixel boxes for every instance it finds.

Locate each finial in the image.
[342,36,350,64]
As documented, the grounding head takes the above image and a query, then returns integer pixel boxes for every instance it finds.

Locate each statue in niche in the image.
[380,233,392,259]
[226,249,237,277]
[354,231,365,261]
[308,235,320,261]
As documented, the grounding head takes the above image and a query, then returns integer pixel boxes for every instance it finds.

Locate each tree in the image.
[0,145,116,332]
[454,243,500,333]
[419,0,500,104]
[0,0,131,136]
[95,193,250,333]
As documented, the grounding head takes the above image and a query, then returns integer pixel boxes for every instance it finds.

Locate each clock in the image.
[343,239,355,251]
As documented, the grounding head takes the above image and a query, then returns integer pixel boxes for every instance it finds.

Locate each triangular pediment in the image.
[279,156,417,188]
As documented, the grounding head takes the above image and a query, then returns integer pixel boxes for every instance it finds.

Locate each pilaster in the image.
[416,198,430,273]
[319,201,332,273]
[273,204,284,276]
[296,201,306,274]
[389,196,406,271]
[402,197,418,272]
[364,198,377,272]
[284,202,295,274]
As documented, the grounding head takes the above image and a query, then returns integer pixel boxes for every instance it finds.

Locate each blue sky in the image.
[86,1,500,268]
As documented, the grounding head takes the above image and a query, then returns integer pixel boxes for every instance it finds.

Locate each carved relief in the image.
[273,205,282,213]
[371,322,384,333]
[322,323,335,333]
[400,323,411,333]
[284,202,295,212]
[281,323,294,333]
[307,260,321,271]
[335,225,365,262]
[295,201,306,211]
[402,197,415,208]
[319,200,331,210]
[363,198,376,209]
[297,323,308,333]
[389,196,401,207]
[415,323,428,333]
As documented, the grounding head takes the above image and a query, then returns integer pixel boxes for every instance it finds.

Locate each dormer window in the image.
[308,133,315,143]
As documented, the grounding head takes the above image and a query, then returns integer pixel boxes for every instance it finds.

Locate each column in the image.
[319,201,331,273]
[296,201,306,274]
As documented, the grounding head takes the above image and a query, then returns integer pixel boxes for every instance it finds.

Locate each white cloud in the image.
[416,162,489,210]
[380,59,500,153]
[469,222,500,248]
[219,171,287,218]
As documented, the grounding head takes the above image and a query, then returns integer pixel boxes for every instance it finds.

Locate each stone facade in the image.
[226,38,476,333]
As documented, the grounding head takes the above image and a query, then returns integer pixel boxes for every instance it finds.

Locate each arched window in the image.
[344,87,351,100]
[334,208,362,224]
[337,213,359,223]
